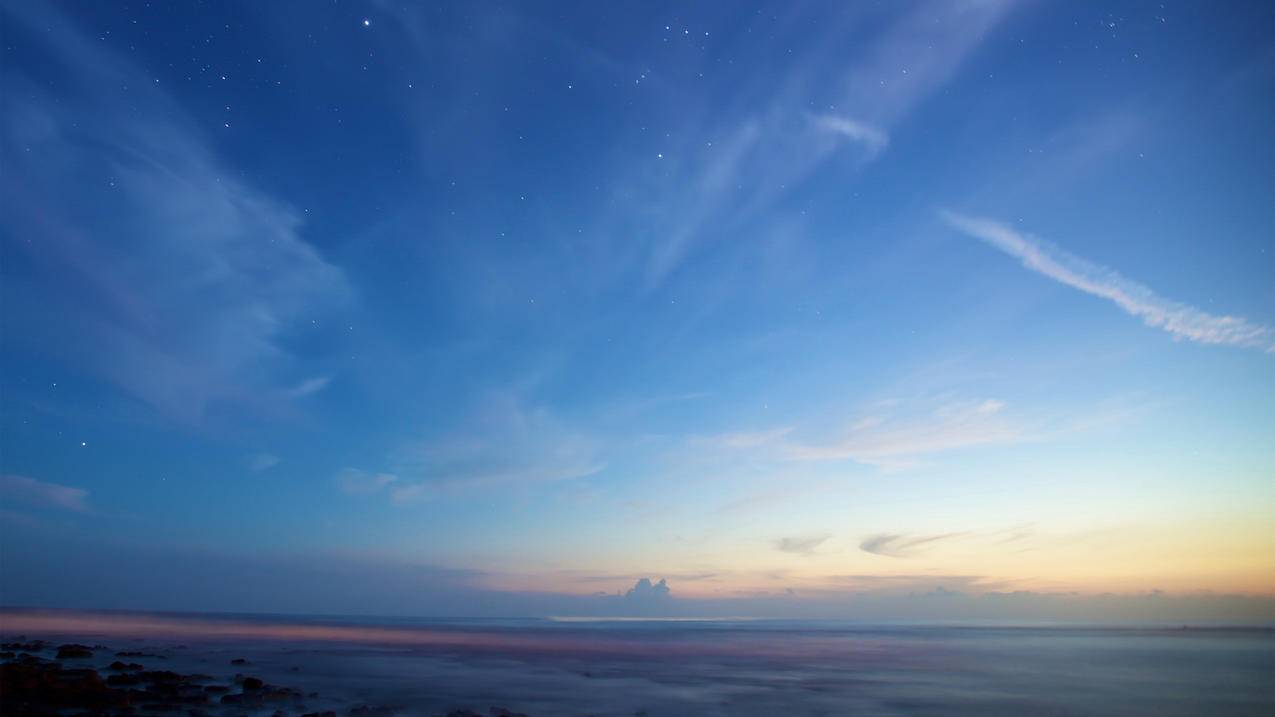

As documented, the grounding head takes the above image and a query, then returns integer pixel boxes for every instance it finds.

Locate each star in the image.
[362,19,370,28]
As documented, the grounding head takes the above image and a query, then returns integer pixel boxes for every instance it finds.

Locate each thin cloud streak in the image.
[0,475,90,513]
[775,534,832,556]
[860,532,968,558]
[0,2,350,422]
[942,211,1275,352]
[249,454,280,472]
[811,114,889,156]
[344,393,604,503]
[786,398,1020,467]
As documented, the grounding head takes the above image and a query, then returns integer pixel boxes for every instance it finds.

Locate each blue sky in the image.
[2,0,1273,620]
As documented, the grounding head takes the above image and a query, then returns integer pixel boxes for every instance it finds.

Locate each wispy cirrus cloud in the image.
[860,525,1039,558]
[249,454,281,472]
[685,398,1028,474]
[621,0,1015,285]
[287,376,334,399]
[336,468,399,495]
[343,393,604,503]
[774,533,832,556]
[811,114,889,156]
[785,398,1021,468]
[0,475,90,513]
[860,532,967,558]
[0,2,349,422]
[942,211,1275,352]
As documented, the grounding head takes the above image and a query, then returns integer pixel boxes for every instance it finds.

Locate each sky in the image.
[2,0,1274,622]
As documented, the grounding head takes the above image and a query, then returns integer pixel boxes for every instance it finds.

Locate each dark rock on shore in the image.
[349,705,397,717]
[2,640,48,652]
[0,653,235,717]
[55,643,94,659]
[1,659,128,713]
[3,641,523,717]
[106,672,143,686]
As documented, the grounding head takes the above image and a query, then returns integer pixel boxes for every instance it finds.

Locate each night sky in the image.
[2,0,1273,619]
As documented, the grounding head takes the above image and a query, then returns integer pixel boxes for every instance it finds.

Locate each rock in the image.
[0,660,128,712]
[301,712,337,717]
[108,660,145,671]
[231,658,248,665]
[489,708,530,717]
[2,640,47,652]
[243,676,265,690]
[55,643,94,659]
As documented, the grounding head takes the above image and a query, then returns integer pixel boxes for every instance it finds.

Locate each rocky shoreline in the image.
[0,639,528,717]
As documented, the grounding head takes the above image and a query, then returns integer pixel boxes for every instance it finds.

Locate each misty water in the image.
[4,610,1274,716]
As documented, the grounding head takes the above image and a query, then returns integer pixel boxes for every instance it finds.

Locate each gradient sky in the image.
[2,0,1274,621]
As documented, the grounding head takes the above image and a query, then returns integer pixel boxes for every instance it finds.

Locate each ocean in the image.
[2,609,1273,716]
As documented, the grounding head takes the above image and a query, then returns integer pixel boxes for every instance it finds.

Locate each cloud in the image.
[337,468,399,495]
[942,212,1275,352]
[622,0,1014,285]
[786,398,1021,467]
[286,376,333,399]
[811,114,888,155]
[249,454,280,472]
[622,578,672,612]
[0,475,90,513]
[344,393,604,503]
[703,427,794,450]
[0,3,349,422]
[774,534,832,556]
[860,532,968,558]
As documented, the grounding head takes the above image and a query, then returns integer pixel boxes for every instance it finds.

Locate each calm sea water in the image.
[3,609,1273,716]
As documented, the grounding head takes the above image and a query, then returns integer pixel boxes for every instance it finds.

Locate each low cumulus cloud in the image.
[775,533,832,556]
[0,475,90,513]
[614,578,673,616]
[625,577,671,602]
